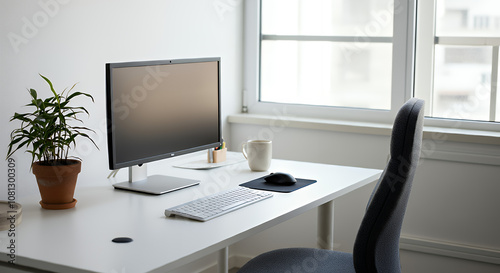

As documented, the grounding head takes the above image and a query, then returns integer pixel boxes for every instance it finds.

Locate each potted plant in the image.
[6,74,97,209]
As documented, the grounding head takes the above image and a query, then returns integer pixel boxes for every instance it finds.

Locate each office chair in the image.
[238,98,425,273]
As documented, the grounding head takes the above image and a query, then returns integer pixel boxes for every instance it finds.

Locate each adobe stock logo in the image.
[7,0,71,54]
[213,0,242,21]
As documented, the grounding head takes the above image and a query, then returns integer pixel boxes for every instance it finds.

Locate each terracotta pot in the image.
[32,160,81,210]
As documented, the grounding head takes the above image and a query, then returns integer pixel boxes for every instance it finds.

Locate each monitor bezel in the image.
[105,57,222,170]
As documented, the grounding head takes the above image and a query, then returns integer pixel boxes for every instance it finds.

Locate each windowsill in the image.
[228,113,500,146]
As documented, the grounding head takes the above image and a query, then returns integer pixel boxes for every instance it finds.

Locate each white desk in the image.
[0,152,381,273]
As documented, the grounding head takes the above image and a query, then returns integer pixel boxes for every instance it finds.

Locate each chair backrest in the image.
[353,98,425,273]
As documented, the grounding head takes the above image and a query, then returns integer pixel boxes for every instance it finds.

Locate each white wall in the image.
[229,121,500,273]
[0,0,243,195]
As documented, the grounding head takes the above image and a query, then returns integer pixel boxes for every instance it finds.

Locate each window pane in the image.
[432,45,492,120]
[261,0,394,37]
[260,40,392,109]
[436,0,500,37]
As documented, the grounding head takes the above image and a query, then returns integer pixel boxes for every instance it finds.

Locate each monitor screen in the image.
[106,58,221,170]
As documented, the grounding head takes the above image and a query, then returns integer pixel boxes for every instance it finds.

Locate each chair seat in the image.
[237,248,355,273]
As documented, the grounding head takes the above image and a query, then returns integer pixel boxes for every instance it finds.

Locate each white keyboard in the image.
[164,186,273,221]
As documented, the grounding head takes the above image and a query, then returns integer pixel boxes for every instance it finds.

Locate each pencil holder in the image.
[212,148,227,163]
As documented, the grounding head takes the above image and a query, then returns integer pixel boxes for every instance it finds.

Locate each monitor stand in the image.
[112,164,199,195]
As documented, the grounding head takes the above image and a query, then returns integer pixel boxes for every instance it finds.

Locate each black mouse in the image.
[264,172,297,186]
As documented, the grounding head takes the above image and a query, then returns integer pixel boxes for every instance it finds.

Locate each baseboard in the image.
[198,255,252,273]
[400,236,500,265]
[197,237,500,272]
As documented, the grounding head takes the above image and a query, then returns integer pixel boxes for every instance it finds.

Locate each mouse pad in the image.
[240,176,317,193]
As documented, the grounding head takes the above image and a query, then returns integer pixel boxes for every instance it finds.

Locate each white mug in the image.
[242,140,272,171]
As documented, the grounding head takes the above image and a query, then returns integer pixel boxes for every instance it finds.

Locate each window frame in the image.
[243,0,416,124]
[244,0,500,132]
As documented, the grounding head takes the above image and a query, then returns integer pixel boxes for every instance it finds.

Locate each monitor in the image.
[106,57,222,194]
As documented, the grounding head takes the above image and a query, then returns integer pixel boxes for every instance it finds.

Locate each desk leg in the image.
[217,247,229,273]
[318,201,334,250]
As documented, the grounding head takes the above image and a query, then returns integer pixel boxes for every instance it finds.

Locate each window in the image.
[415,0,500,126]
[243,0,413,123]
[260,0,394,110]
[244,0,500,130]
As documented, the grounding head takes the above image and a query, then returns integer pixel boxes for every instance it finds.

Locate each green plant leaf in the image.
[66,91,95,103]
[39,74,59,101]
[7,75,98,165]
[11,113,31,123]
[29,89,37,100]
